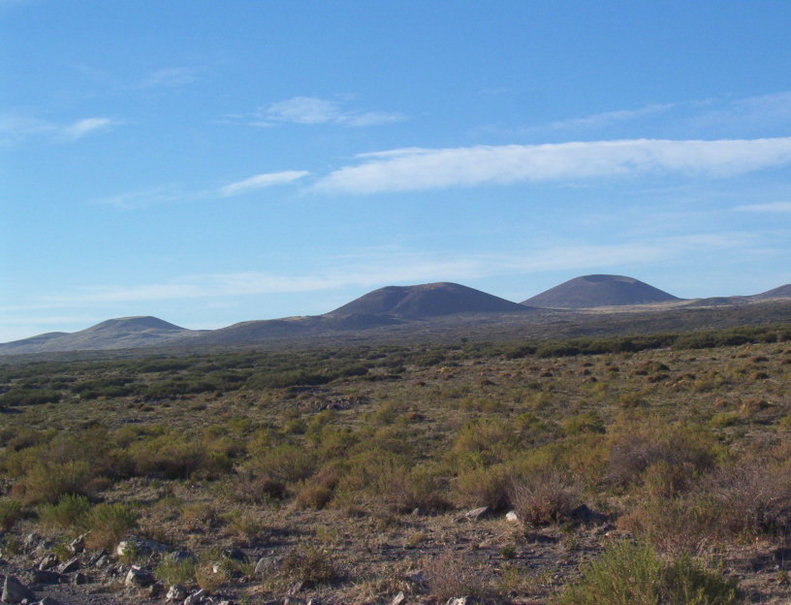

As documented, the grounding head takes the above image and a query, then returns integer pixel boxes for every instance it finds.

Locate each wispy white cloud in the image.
[97,170,308,208]
[252,96,405,127]
[95,185,211,210]
[735,201,791,212]
[62,117,117,139]
[314,137,791,194]
[0,113,118,145]
[139,67,201,89]
[691,91,791,131]
[545,103,677,131]
[219,171,309,197]
[0,114,53,145]
[33,233,744,308]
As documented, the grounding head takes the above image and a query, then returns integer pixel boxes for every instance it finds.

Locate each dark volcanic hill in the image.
[327,282,529,319]
[750,284,791,301]
[522,274,681,308]
[0,316,191,354]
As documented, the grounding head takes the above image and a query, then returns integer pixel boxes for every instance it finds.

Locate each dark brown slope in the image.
[0,316,191,354]
[327,282,529,319]
[749,284,791,301]
[522,274,681,308]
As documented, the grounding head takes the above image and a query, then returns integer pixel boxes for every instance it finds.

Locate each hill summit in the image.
[0,316,189,354]
[327,282,528,319]
[522,274,680,308]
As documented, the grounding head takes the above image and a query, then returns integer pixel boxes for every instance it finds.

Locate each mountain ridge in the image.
[2,278,789,355]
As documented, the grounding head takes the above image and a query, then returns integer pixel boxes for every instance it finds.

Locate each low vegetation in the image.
[0,323,790,602]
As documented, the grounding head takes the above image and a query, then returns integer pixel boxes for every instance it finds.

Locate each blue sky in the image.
[2,1,791,341]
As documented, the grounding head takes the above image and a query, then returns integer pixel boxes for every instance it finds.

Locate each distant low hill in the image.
[750,284,791,301]
[0,316,191,355]
[2,278,790,355]
[328,282,529,318]
[522,274,681,308]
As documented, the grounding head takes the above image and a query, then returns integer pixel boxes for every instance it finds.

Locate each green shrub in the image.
[12,460,95,505]
[455,464,512,510]
[555,541,739,605]
[424,550,487,601]
[0,498,23,531]
[38,494,91,530]
[250,444,317,484]
[381,465,450,514]
[155,558,196,586]
[509,468,578,525]
[279,545,343,588]
[86,503,138,550]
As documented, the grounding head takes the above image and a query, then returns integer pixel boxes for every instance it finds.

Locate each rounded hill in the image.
[522,275,681,308]
[327,282,527,319]
[750,284,791,301]
[88,316,186,333]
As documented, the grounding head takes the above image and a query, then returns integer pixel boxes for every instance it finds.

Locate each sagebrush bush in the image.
[703,460,791,536]
[38,494,91,530]
[509,468,578,525]
[295,467,338,510]
[232,472,287,504]
[0,498,23,531]
[127,434,230,480]
[279,545,343,588]
[618,494,717,556]
[606,421,718,489]
[86,503,138,550]
[12,460,95,505]
[424,550,487,601]
[155,558,196,586]
[381,465,450,513]
[249,444,317,484]
[454,464,512,510]
[555,541,739,605]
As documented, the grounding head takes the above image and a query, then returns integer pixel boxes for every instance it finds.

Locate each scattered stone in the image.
[70,572,88,585]
[405,570,425,584]
[166,584,188,601]
[36,598,62,605]
[463,506,490,521]
[446,598,472,605]
[23,533,41,550]
[92,553,110,568]
[125,565,155,588]
[30,569,62,584]
[148,581,165,598]
[254,556,279,576]
[2,575,35,603]
[570,504,607,524]
[115,537,168,558]
[57,557,80,574]
[287,581,304,595]
[222,546,246,561]
[390,592,407,605]
[183,588,208,604]
[36,554,59,570]
[165,548,196,563]
[505,511,519,522]
[67,533,87,554]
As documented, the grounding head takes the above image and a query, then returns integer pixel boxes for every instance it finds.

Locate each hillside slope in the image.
[522,274,681,308]
[0,316,191,354]
[328,282,529,318]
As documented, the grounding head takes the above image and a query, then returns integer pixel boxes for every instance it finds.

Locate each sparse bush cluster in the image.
[0,324,789,602]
